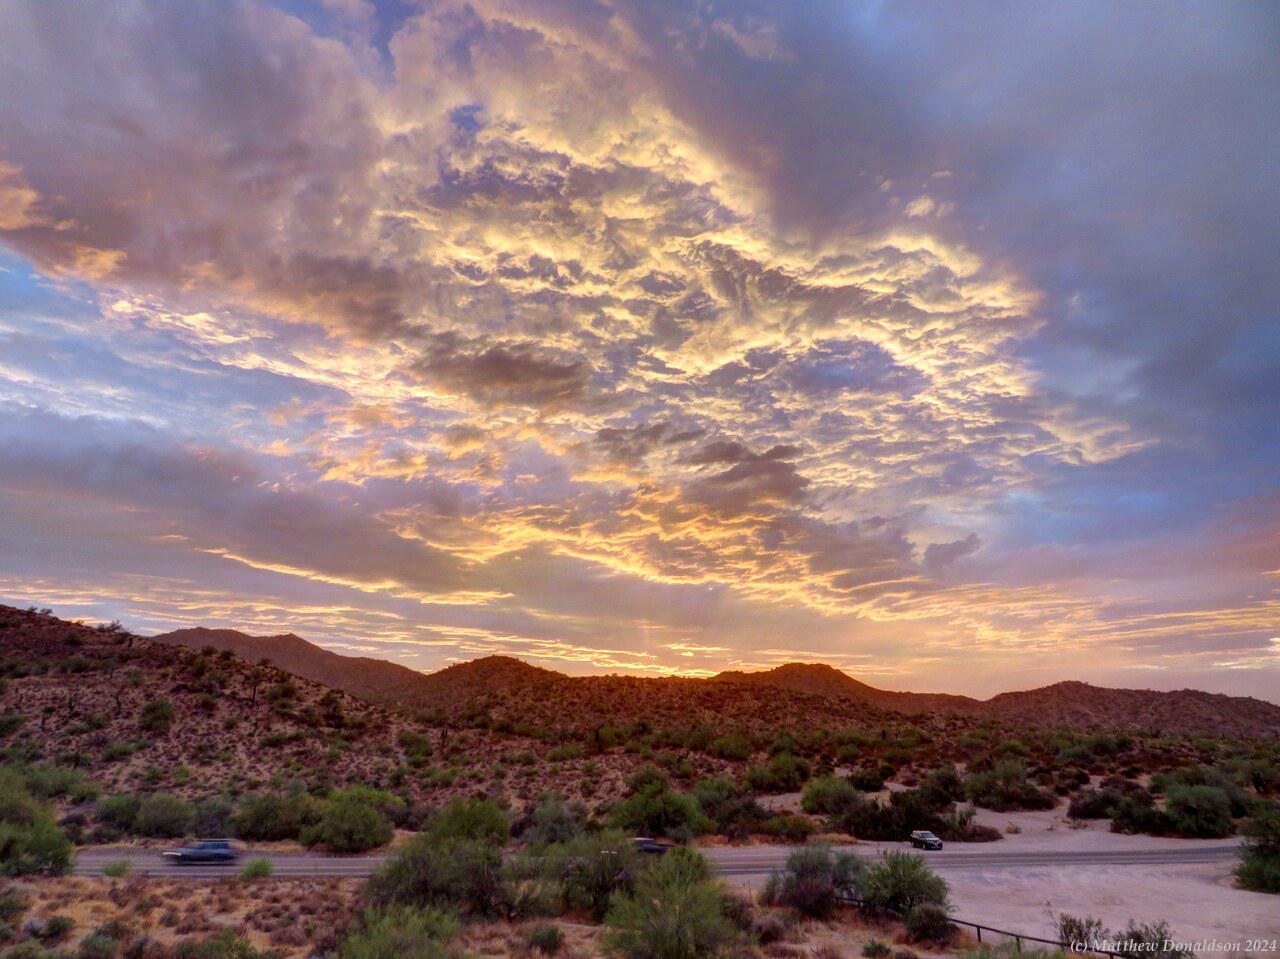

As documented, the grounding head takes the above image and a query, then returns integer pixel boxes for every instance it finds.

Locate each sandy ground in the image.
[746,803,1280,951]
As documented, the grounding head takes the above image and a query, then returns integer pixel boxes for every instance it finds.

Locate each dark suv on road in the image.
[163,839,238,863]
[909,830,943,850]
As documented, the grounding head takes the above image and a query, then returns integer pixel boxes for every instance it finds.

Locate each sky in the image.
[0,0,1277,699]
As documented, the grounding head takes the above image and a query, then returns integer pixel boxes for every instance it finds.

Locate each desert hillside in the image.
[155,624,1280,740]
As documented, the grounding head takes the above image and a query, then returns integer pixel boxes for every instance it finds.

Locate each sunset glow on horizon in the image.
[1,1,1277,699]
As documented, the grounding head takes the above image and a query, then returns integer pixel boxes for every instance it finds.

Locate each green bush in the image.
[963,762,1054,812]
[41,915,74,943]
[857,852,948,916]
[706,734,753,761]
[1235,802,1280,893]
[303,797,393,853]
[761,844,863,919]
[102,860,131,878]
[522,796,585,847]
[744,753,811,794]
[1067,788,1124,820]
[762,815,815,843]
[96,794,141,832]
[801,776,860,816]
[366,834,507,918]
[0,770,72,876]
[1164,785,1233,838]
[528,924,563,955]
[428,798,509,844]
[604,848,735,959]
[239,858,273,880]
[340,907,459,959]
[862,941,891,958]
[1110,795,1172,835]
[553,830,641,920]
[608,778,708,841]
[691,777,768,839]
[905,903,954,943]
[138,699,174,735]
[232,792,321,841]
[134,794,195,838]
[176,930,284,959]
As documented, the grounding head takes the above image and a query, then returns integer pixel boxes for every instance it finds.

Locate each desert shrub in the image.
[1056,914,1108,948]
[133,794,194,838]
[303,796,393,853]
[763,815,816,843]
[761,844,863,919]
[23,765,96,802]
[0,715,24,738]
[366,833,506,918]
[834,788,952,842]
[862,941,891,958]
[692,777,768,839]
[101,860,131,877]
[240,858,273,880]
[801,776,860,816]
[528,925,563,955]
[744,753,810,794]
[1235,802,1280,893]
[918,765,964,808]
[175,930,279,959]
[1163,785,1233,838]
[554,830,641,920]
[340,907,458,959]
[849,768,886,792]
[963,762,1054,811]
[138,699,173,736]
[1151,766,1251,817]
[522,796,585,847]
[96,794,141,832]
[1110,796,1172,836]
[857,852,948,916]
[428,798,509,844]
[905,903,954,943]
[1067,788,1124,820]
[604,848,735,959]
[0,770,73,875]
[609,777,708,841]
[1112,921,1190,959]
[41,916,74,943]
[707,734,753,761]
[938,805,1001,843]
[232,792,321,842]
[79,931,117,959]
[194,796,234,838]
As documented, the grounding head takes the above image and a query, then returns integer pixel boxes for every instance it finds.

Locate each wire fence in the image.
[835,894,1129,958]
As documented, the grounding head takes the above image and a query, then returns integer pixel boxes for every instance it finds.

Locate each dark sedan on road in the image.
[631,837,673,855]
[162,839,239,863]
[909,830,943,850]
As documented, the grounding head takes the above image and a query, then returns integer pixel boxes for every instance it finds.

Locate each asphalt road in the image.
[73,842,1242,880]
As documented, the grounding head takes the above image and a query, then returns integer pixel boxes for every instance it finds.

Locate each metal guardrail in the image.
[835,894,1128,958]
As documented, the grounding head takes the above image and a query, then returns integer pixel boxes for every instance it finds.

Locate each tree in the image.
[761,843,863,919]
[1164,785,1233,838]
[0,770,72,875]
[857,852,949,916]
[303,796,393,853]
[554,830,640,920]
[604,848,736,959]
[1236,802,1280,893]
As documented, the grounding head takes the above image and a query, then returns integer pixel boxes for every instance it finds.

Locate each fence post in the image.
[1016,937,1022,952]
[976,927,982,943]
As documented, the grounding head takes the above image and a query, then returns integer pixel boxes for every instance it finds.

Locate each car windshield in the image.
[918,832,937,839]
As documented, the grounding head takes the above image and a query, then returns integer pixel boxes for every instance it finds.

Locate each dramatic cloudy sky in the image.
[1,1,1277,697]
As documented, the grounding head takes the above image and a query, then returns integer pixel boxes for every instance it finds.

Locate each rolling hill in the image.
[152,624,1280,739]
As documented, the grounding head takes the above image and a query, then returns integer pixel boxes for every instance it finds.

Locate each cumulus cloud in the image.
[0,0,1276,696]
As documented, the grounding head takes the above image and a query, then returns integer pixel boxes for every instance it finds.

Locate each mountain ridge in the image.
[151,626,1280,738]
